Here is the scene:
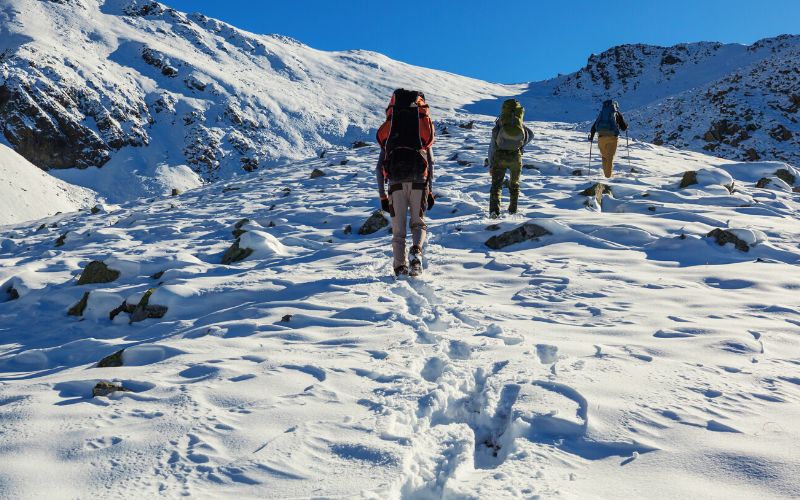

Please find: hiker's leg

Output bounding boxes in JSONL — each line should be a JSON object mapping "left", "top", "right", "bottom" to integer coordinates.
{"left": 490, "top": 163, "right": 506, "bottom": 215}
{"left": 390, "top": 185, "right": 410, "bottom": 269}
{"left": 599, "top": 136, "right": 618, "bottom": 178}
{"left": 508, "top": 155, "right": 522, "bottom": 213}
{"left": 409, "top": 185, "right": 427, "bottom": 250}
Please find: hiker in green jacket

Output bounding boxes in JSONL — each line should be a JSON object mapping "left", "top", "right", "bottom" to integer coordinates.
{"left": 488, "top": 99, "right": 534, "bottom": 218}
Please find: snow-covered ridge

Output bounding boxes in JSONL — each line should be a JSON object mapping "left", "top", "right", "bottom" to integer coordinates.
{"left": 0, "top": 0, "right": 513, "bottom": 201}
{"left": 516, "top": 35, "right": 800, "bottom": 165}
{"left": 1, "top": 119, "right": 799, "bottom": 498}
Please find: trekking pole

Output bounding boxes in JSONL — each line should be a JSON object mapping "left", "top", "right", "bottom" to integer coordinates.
{"left": 626, "top": 130, "right": 631, "bottom": 173}
{"left": 588, "top": 139, "right": 593, "bottom": 177}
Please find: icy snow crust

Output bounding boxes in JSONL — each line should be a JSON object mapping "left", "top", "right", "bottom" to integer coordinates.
{"left": 1, "top": 121, "right": 799, "bottom": 498}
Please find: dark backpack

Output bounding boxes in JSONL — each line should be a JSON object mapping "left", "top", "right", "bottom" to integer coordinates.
{"left": 595, "top": 100, "right": 620, "bottom": 135}
{"left": 376, "top": 89, "right": 435, "bottom": 182}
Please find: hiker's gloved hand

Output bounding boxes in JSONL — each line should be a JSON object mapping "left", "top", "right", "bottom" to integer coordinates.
{"left": 380, "top": 197, "right": 390, "bottom": 213}
{"left": 427, "top": 192, "right": 436, "bottom": 210}
{"left": 588, "top": 133, "right": 594, "bottom": 142}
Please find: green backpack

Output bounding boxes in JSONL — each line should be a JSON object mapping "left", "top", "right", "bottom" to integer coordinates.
{"left": 495, "top": 99, "right": 525, "bottom": 151}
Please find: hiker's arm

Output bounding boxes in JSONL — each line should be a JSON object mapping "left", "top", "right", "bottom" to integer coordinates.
{"left": 376, "top": 149, "right": 386, "bottom": 198}
{"left": 616, "top": 112, "right": 628, "bottom": 132}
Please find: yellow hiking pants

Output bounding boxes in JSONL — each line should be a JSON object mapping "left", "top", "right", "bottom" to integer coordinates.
{"left": 598, "top": 135, "right": 618, "bottom": 178}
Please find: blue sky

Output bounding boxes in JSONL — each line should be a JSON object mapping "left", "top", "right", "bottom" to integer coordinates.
{"left": 166, "top": 0, "right": 800, "bottom": 83}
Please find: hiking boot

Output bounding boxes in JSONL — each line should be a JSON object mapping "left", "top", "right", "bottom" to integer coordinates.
{"left": 508, "top": 202, "right": 518, "bottom": 214}
{"left": 410, "top": 245, "right": 422, "bottom": 258}
{"left": 394, "top": 265, "right": 409, "bottom": 277}
{"left": 489, "top": 211, "right": 500, "bottom": 219}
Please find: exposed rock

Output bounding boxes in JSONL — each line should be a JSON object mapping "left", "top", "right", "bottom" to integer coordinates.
{"left": 221, "top": 239, "right": 254, "bottom": 264}
{"left": 281, "top": 314, "right": 293, "bottom": 322}
{"left": 793, "top": 187, "right": 800, "bottom": 193}
{"left": 343, "top": 224, "right": 352, "bottom": 235}
{"left": 486, "top": 224, "right": 501, "bottom": 231}
{"left": 775, "top": 168, "right": 796, "bottom": 186}
{"left": 458, "top": 121, "right": 475, "bottom": 129}
{"left": 485, "top": 222, "right": 552, "bottom": 250}
{"left": 77, "top": 261, "right": 121, "bottom": 285}
{"left": 744, "top": 148, "right": 760, "bottom": 161}
{"left": 769, "top": 124, "right": 793, "bottom": 142}
{"left": 339, "top": 159, "right": 349, "bottom": 166}
{"left": 68, "top": 291, "right": 91, "bottom": 316}
{"left": 267, "top": 221, "right": 276, "bottom": 228}
{"left": 55, "top": 232, "right": 68, "bottom": 247}
{"left": 756, "top": 177, "right": 772, "bottom": 188}
{"left": 96, "top": 349, "right": 125, "bottom": 368}
{"left": 232, "top": 218, "right": 250, "bottom": 238}
{"left": 358, "top": 211, "right": 389, "bottom": 235}
{"left": 171, "top": 188, "right": 180, "bottom": 196}
{"left": 310, "top": 168, "right": 326, "bottom": 179}
{"left": 660, "top": 53, "right": 682, "bottom": 65}
{"left": 572, "top": 169, "right": 584, "bottom": 176}
{"left": 707, "top": 228, "right": 750, "bottom": 252}
{"left": 90, "top": 205, "right": 101, "bottom": 214}
{"left": 679, "top": 171, "right": 698, "bottom": 189}
{"left": 131, "top": 293, "right": 167, "bottom": 322}
{"left": 92, "top": 381, "right": 131, "bottom": 398}
{"left": 151, "top": 270, "right": 165, "bottom": 280}
{"left": 351, "top": 141, "right": 370, "bottom": 149}
{"left": 579, "top": 183, "right": 612, "bottom": 207}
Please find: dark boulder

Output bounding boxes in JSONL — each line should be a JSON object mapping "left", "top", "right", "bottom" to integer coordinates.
{"left": 775, "top": 168, "right": 796, "bottom": 186}
{"left": 221, "top": 239, "right": 254, "bottom": 264}
{"left": 310, "top": 168, "right": 326, "bottom": 179}
{"left": 679, "top": 171, "right": 698, "bottom": 189}
{"left": 77, "top": 261, "right": 121, "bottom": 286}
{"left": 485, "top": 222, "right": 552, "bottom": 250}
{"left": 707, "top": 228, "right": 750, "bottom": 252}
{"left": 97, "top": 349, "right": 125, "bottom": 368}
{"left": 92, "top": 381, "right": 131, "bottom": 398}
{"left": 68, "top": 292, "right": 91, "bottom": 316}
{"left": 358, "top": 211, "right": 389, "bottom": 235}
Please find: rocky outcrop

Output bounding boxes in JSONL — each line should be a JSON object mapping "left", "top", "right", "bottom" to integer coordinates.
{"left": 707, "top": 228, "right": 750, "bottom": 252}
{"left": 485, "top": 222, "right": 552, "bottom": 250}
{"left": 221, "top": 239, "right": 254, "bottom": 264}
{"left": 76, "top": 261, "right": 121, "bottom": 285}
{"left": 679, "top": 171, "right": 698, "bottom": 189}
{"left": 109, "top": 289, "right": 168, "bottom": 324}
{"left": 775, "top": 168, "right": 796, "bottom": 186}
{"left": 96, "top": 349, "right": 125, "bottom": 368}
{"left": 68, "top": 292, "right": 91, "bottom": 316}
{"left": 92, "top": 381, "right": 131, "bottom": 398}
{"left": 358, "top": 211, "right": 389, "bottom": 235}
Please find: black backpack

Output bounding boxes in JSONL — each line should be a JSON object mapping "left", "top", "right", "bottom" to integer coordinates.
{"left": 381, "top": 89, "right": 434, "bottom": 182}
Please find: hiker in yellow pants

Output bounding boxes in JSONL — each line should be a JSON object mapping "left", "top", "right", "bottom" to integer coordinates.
{"left": 589, "top": 100, "right": 628, "bottom": 178}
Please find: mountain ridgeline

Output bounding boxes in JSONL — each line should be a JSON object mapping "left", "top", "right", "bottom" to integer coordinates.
{"left": 0, "top": 0, "right": 798, "bottom": 202}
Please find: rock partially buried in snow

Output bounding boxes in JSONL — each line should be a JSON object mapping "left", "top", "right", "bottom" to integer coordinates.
{"left": 222, "top": 240, "right": 254, "bottom": 264}
{"left": 358, "top": 211, "right": 389, "bottom": 235}
{"left": 310, "top": 168, "right": 326, "bottom": 179}
{"left": 579, "top": 183, "right": 612, "bottom": 208}
{"left": 680, "top": 168, "right": 735, "bottom": 193}
{"left": 68, "top": 292, "right": 91, "bottom": 316}
{"left": 706, "top": 228, "right": 764, "bottom": 252}
{"left": 775, "top": 168, "right": 796, "bottom": 186}
{"left": 97, "top": 349, "right": 125, "bottom": 368}
{"left": 92, "top": 381, "right": 131, "bottom": 398}
{"left": 485, "top": 222, "right": 552, "bottom": 250}
{"left": 110, "top": 289, "right": 168, "bottom": 324}
{"left": 77, "top": 261, "right": 121, "bottom": 285}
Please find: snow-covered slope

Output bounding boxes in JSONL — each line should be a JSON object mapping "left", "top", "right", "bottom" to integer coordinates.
{"left": 0, "top": 0, "right": 513, "bottom": 201}
{"left": 1, "top": 118, "right": 799, "bottom": 498}
{"left": 505, "top": 36, "right": 800, "bottom": 165}
{"left": 0, "top": 143, "right": 96, "bottom": 226}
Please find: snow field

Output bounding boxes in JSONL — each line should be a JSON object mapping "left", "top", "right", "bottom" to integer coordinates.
{"left": 0, "top": 120, "right": 799, "bottom": 498}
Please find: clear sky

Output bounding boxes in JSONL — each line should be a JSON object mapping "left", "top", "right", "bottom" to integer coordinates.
{"left": 164, "top": 0, "right": 800, "bottom": 84}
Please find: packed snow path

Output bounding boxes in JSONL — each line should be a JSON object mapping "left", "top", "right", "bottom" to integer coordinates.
{"left": 1, "top": 120, "right": 800, "bottom": 498}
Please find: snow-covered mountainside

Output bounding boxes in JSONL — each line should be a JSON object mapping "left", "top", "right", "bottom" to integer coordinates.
{"left": 0, "top": 0, "right": 513, "bottom": 201}
{"left": 0, "top": 143, "right": 96, "bottom": 226}
{"left": 1, "top": 119, "right": 799, "bottom": 498}
{"left": 513, "top": 36, "right": 800, "bottom": 166}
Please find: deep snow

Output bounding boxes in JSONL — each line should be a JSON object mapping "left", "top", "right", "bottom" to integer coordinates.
{"left": 1, "top": 119, "right": 799, "bottom": 498}
{"left": 0, "top": 144, "right": 97, "bottom": 226}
